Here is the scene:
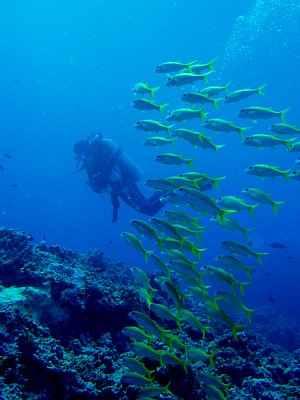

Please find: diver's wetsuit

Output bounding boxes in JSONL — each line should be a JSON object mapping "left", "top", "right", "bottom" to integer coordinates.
{"left": 77, "top": 135, "right": 165, "bottom": 222}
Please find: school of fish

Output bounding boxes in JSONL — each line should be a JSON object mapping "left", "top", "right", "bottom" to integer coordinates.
{"left": 121, "top": 56, "right": 299, "bottom": 399}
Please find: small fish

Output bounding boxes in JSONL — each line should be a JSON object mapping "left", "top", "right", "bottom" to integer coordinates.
{"left": 269, "top": 123, "right": 300, "bottom": 135}
{"left": 171, "top": 128, "right": 203, "bottom": 147}
{"left": 237, "top": 106, "right": 290, "bottom": 123}
{"left": 123, "top": 357, "right": 154, "bottom": 377}
{"left": 242, "top": 187, "right": 284, "bottom": 214}
{"left": 121, "top": 232, "right": 153, "bottom": 263}
{"left": 143, "top": 136, "right": 175, "bottom": 147}
{"left": 145, "top": 177, "right": 177, "bottom": 191}
{"left": 173, "top": 187, "right": 236, "bottom": 223}
{"left": 166, "top": 72, "right": 212, "bottom": 87}
{"left": 122, "top": 326, "right": 152, "bottom": 342}
{"left": 221, "top": 240, "right": 269, "bottom": 265}
{"left": 215, "top": 254, "right": 255, "bottom": 279}
{"left": 150, "top": 253, "right": 172, "bottom": 279}
{"left": 202, "top": 265, "right": 250, "bottom": 296}
{"left": 136, "top": 382, "right": 174, "bottom": 399}
{"left": 269, "top": 242, "right": 287, "bottom": 249}
{"left": 289, "top": 142, "right": 300, "bottom": 152}
{"left": 130, "top": 266, "right": 157, "bottom": 294}
{"left": 132, "top": 98, "right": 169, "bottom": 115}
{"left": 186, "top": 346, "right": 215, "bottom": 367}
{"left": 216, "top": 195, "right": 258, "bottom": 217}
{"left": 130, "top": 219, "right": 163, "bottom": 250}
{"left": 3, "top": 153, "right": 12, "bottom": 159}
{"left": 132, "top": 82, "right": 160, "bottom": 99}
{"left": 149, "top": 217, "right": 183, "bottom": 244}
{"left": 195, "top": 134, "right": 226, "bottom": 152}
{"left": 180, "top": 171, "right": 226, "bottom": 190}
{"left": 155, "top": 60, "right": 197, "bottom": 73}
{"left": 243, "top": 134, "right": 295, "bottom": 150}
{"left": 202, "top": 118, "right": 249, "bottom": 137}
{"left": 188, "top": 57, "right": 218, "bottom": 73}
{"left": 181, "top": 92, "right": 223, "bottom": 110}
{"left": 163, "top": 209, "right": 203, "bottom": 230}
{"left": 129, "top": 342, "right": 162, "bottom": 364}
{"left": 129, "top": 311, "right": 170, "bottom": 341}
{"left": 216, "top": 291, "right": 256, "bottom": 323}
{"left": 289, "top": 170, "right": 300, "bottom": 181}
{"left": 224, "top": 84, "right": 266, "bottom": 103}
{"left": 134, "top": 119, "right": 174, "bottom": 134}
{"left": 246, "top": 164, "right": 293, "bottom": 181}
{"left": 155, "top": 153, "right": 195, "bottom": 170}
{"left": 122, "top": 371, "right": 153, "bottom": 386}
{"left": 150, "top": 303, "right": 181, "bottom": 330}
{"left": 200, "top": 82, "right": 230, "bottom": 96}
{"left": 211, "top": 215, "right": 254, "bottom": 239}
{"left": 160, "top": 351, "right": 188, "bottom": 373}
{"left": 166, "top": 107, "right": 206, "bottom": 122}
{"left": 154, "top": 276, "right": 184, "bottom": 315}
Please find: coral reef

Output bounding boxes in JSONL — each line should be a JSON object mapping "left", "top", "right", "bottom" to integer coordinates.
{"left": 0, "top": 226, "right": 299, "bottom": 399}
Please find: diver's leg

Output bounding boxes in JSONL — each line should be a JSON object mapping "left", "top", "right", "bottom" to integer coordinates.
{"left": 118, "top": 184, "right": 165, "bottom": 216}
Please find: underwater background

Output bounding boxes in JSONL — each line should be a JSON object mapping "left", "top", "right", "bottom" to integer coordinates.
{"left": 0, "top": 1, "right": 300, "bottom": 398}
{"left": 1, "top": 0, "right": 299, "bottom": 319}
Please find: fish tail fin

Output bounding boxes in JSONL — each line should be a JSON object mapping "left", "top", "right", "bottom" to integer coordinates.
{"left": 249, "top": 204, "right": 259, "bottom": 218}
{"left": 208, "top": 56, "right": 218, "bottom": 71}
{"left": 198, "top": 106, "right": 207, "bottom": 120}
{"left": 150, "top": 86, "right": 160, "bottom": 100}
{"left": 144, "top": 250, "right": 154, "bottom": 264}
{"left": 188, "top": 158, "right": 196, "bottom": 170}
{"left": 245, "top": 266, "right": 255, "bottom": 280}
{"left": 224, "top": 81, "right": 231, "bottom": 92}
{"left": 280, "top": 107, "right": 290, "bottom": 122}
{"left": 214, "top": 97, "right": 224, "bottom": 110}
{"left": 256, "top": 252, "right": 269, "bottom": 266}
{"left": 284, "top": 168, "right": 293, "bottom": 181}
{"left": 239, "top": 282, "right": 251, "bottom": 296}
{"left": 272, "top": 200, "right": 284, "bottom": 215}
{"left": 159, "top": 103, "right": 169, "bottom": 115}
{"left": 157, "top": 237, "right": 164, "bottom": 252}
{"left": 213, "top": 99, "right": 219, "bottom": 110}
{"left": 258, "top": 84, "right": 266, "bottom": 96}
{"left": 187, "top": 60, "right": 198, "bottom": 72}
{"left": 239, "top": 126, "right": 251, "bottom": 138}
{"left": 243, "top": 227, "right": 255, "bottom": 240}
{"left": 231, "top": 323, "right": 245, "bottom": 340}
{"left": 166, "top": 124, "right": 175, "bottom": 135}
{"left": 215, "top": 144, "right": 226, "bottom": 152}
{"left": 220, "top": 209, "right": 236, "bottom": 224}
{"left": 213, "top": 176, "right": 226, "bottom": 189}
{"left": 208, "top": 352, "right": 217, "bottom": 369}
{"left": 245, "top": 308, "right": 256, "bottom": 324}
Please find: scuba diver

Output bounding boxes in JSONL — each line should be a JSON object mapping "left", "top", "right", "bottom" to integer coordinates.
{"left": 74, "top": 133, "right": 166, "bottom": 222}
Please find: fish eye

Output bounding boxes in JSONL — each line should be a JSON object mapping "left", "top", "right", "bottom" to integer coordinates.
{"left": 167, "top": 77, "right": 171, "bottom": 81}
{"left": 244, "top": 188, "right": 248, "bottom": 191}
{"left": 248, "top": 166, "right": 253, "bottom": 169}
{"left": 225, "top": 96, "right": 228, "bottom": 99}
{"left": 240, "top": 109, "right": 245, "bottom": 113}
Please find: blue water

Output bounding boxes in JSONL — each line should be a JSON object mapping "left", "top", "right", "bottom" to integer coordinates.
{"left": 1, "top": 1, "right": 299, "bottom": 320}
